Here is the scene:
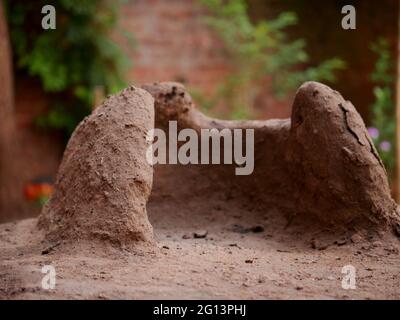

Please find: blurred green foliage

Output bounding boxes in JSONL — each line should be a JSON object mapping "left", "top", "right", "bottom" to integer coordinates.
{"left": 195, "top": 0, "right": 345, "bottom": 119}
{"left": 369, "top": 38, "right": 395, "bottom": 179}
{"left": 5, "top": 0, "right": 132, "bottom": 138}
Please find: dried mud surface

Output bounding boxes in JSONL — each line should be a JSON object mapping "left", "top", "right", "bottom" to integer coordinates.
{"left": 0, "top": 214, "right": 399, "bottom": 299}
{"left": 1, "top": 82, "right": 400, "bottom": 299}
{"left": 38, "top": 86, "right": 155, "bottom": 248}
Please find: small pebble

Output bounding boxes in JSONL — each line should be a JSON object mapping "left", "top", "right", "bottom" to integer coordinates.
{"left": 194, "top": 230, "right": 208, "bottom": 239}
{"left": 251, "top": 225, "right": 264, "bottom": 233}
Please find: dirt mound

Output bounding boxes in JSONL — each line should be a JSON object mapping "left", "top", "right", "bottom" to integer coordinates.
{"left": 38, "top": 86, "right": 155, "bottom": 248}
{"left": 287, "top": 82, "right": 399, "bottom": 230}
{"left": 143, "top": 81, "right": 400, "bottom": 236}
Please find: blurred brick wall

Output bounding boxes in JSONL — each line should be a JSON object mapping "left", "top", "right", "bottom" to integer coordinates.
{"left": 3, "top": 78, "right": 64, "bottom": 222}
{"left": 121, "top": 0, "right": 398, "bottom": 122}
{"left": 121, "top": 0, "right": 230, "bottom": 97}
{"left": 119, "top": 0, "right": 293, "bottom": 119}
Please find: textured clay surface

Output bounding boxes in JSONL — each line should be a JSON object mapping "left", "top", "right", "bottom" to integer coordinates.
{"left": 38, "top": 86, "right": 155, "bottom": 248}
{"left": 287, "top": 82, "right": 399, "bottom": 230}
{"left": 144, "top": 81, "right": 400, "bottom": 235}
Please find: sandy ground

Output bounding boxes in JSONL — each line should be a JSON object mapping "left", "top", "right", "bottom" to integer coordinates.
{"left": 1, "top": 195, "right": 399, "bottom": 300}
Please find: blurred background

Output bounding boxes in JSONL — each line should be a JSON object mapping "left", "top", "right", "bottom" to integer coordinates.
{"left": 0, "top": 0, "right": 398, "bottom": 222}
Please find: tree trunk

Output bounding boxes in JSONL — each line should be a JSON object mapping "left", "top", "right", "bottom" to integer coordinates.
{"left": 0, "top": 2, "right": 16, "bottom": 220}
{"left": 396, "top": 5, "right": 400, "bottom": 203}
